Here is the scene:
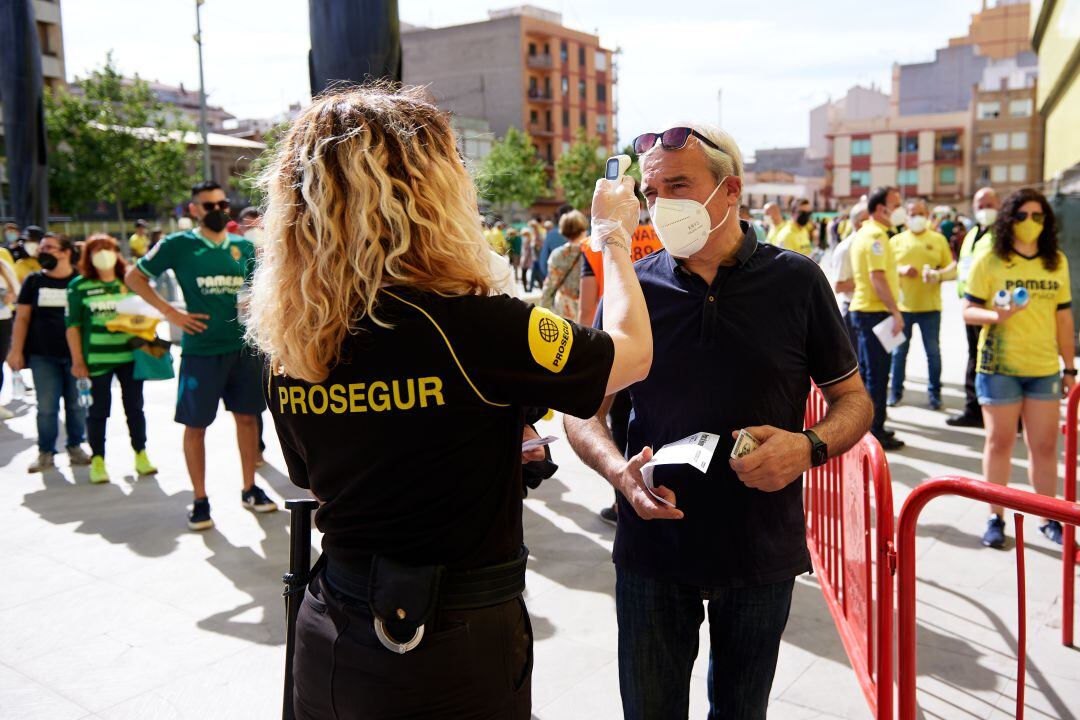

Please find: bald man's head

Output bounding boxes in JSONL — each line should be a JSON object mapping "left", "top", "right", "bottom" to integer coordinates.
{"left": 973, "top": 187, "right": 1000, "bottom": 211}
{"left": 763, "top": 202, "right": 783, "bottom": 225}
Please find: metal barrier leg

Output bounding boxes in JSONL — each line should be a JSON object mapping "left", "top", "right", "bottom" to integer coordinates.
{"left": 282, "top": 498, "right": 319, "bottom": 720}
{"left": 1014, "top": 514, "right": 1026, "bottom": 720}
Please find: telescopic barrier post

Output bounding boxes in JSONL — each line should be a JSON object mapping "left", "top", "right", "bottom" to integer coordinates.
{"left": 282, "top": 498, "right": 319, "bottom": 720}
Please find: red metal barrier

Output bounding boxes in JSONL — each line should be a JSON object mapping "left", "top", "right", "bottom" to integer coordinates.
{"left": 1061, "top": 383, "right": 1080, "bottom": 646}
{"left": 895, "top": 476, "right": 1080, "bottom": 720}
{"left": 804, "top": 387, "right": 894, "bottom": 720}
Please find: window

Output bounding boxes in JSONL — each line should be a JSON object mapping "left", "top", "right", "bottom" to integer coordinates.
{"left": 579, "top": 46, "right": 586, "bottom": 67}
{"left": 851, "top": 139, "right": 871, "bottom": 156}
{"left": 976, "top": 101, "right": 1001, "bottom": 119}
{"left": 1010, "top": 164, "right": 1027, "bottom": 182}
{"left": 938, "top": 167, "right": 957, "bottom": 184}
{"left": 597, "top": 116, "right": 607, "bottom": 134}
{"left": 978, "top": 166, "right": 991, "bottom": 182}
{"left": 978, "top": 133, "right": 992, "bottom": 152}
{"left": 578, "top": 80, "right": 586, "bottom": 99}
{"left": 546, "top": 144, "right": 553, "bottom": 164}
{"left": 594, "top": 50, "right": 607, "bottom": 71}
{"left": 1010, "top": 131, "right": 1028, "bottom": 150}
{"left": 939, "top": 133, "right": 960, "bottom": 151}
{"left": 1009, "top": 99, "right": 1033, "bottom": 117}
{"left": 991, "top": 165, "right": 1008, "bottom": 182}
{"left": 562, "top": 109, "right": 569, "bottom": 127}
{"left": 850, "top": 170, "right": 871, "bottom": 188}
{"left": 579, "top": 110, "right": 587, "bottom": 128}
{"left": 596, "top": 82, "right": 607, "bottom": 103}
{"left": 897, "top": 168, "right": 918, "bottom": 185}
{"left": 529, "top": 77, "right": 538, "bottom": 93}
{"left": 562, "top": 140, "right": 570, "bottom": 153}
{"left": 544, "top": 77, "right": 552, "bottom": 97}
{"left": 898, "top": 135, "right": 918, "bottom": 153}
{"left": 993, "top": 132, "right": 1009, "bottom": 150}
{"left": 543, "top": 43, "right": 550, "bottom": 56}
{"left": 561, "top": 76, "right": 569, "bottom": 96}
{"left": 560, "top": 41, "right": 568, "bottom": 64}
{"left": 528, "top": 42, "right": 537, "bottom": 56}
{"left": 529, "top": 109, "right": 538, "bottom": 124}
{"left": 545, "top": 109, "right": 552, "bottom": 130}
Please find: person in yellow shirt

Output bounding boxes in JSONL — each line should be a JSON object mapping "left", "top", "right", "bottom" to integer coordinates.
{"left": 13, "top": 226, "right": 44, "bottom": 281}
{"left": 887, "top": 198, "right": 957, "bottom": 410}
{"left": 962, "top": 188, "right": 1074, "bottom": 549}
{"left": 128, "top": 219, "right": 150, "bottom": 258}
{"left": 770, "top": 198, "right": 814, "bottom": 256}
{"left": 848, "top": 186, "right": 905, "bottom": 449}
{"left": 0, "top": 244, "right": 19, "bottom": 420}
{"left": 763, "top": 202, "right": 783, "bottom": 244}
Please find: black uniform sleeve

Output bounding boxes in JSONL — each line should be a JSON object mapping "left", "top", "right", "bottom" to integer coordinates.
{"left": 16, "top": 273, "right": 39, "bottom": 306}
{"left": 805, "top": 267, "right": 859, "bottom": 388}
{"left": 451, "top": 294, "right": 614, "bottom": 418}
{"left": 263, "top": 369, "right": 310, "bottom": 489}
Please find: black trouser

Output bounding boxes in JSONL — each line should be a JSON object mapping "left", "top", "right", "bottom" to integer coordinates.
{"left": 87, "top": 362, "right": 146, "bottom": 458}
{"left": 293, "top": 569, "right": 533, "bottom": 720}
{"left": 0, "top": 317, "right": 11, "bottom": 394}
{"left": 963, "top": 322, "right": 981, "bottom": 417}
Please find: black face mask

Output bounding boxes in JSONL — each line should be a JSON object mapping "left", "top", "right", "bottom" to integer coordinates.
{"left": 202, "top": 210, "right": 230, "bottom": 233}
{"left": 38, "top": 252, "right": 58, "bottom": 271}
{"left": 796, "top": 211, "right": 812, "bottom": 226}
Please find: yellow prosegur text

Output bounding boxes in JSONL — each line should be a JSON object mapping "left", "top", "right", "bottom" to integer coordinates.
{"left": 277, "top": 377, "right": 446, "bottom": 415}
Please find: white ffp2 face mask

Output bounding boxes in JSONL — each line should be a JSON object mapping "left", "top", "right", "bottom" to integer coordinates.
{"left": 890, "top": 207, "right": 908, "bottom": 228}
{"left": 908, "top": 215, "right": 928, "bottom": 234}
{"left": 651, "top": 179, "right": 731, "bottom": 259}
{"left": 975, "top": 208, "right": 998, "bottom": 227}
{"left": 91, "top": 250, "right": 118, "bottom": 271}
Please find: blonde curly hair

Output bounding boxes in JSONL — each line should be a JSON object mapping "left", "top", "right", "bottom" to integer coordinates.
{"left": 246, "top": 84, "right": 495, "bottom": 382}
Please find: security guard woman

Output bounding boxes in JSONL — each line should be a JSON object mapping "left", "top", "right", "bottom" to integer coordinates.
{"left": 246, "top": 85, "right": 653, "bottom": 719}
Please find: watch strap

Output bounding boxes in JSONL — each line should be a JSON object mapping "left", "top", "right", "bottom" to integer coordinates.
{"left": 801, "top": 429, "right": 828, "bottom": 467}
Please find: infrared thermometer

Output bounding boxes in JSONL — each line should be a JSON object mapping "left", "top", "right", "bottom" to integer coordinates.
{"left": 605, "top": 154, "right": 631, "bottom": 181}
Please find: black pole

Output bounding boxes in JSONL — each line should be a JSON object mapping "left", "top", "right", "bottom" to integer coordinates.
{"left": 308, "top": 0, "right": 401, "bottom": 96}
{"left": 282, "top": 498, "right": 319, "bottom": 720}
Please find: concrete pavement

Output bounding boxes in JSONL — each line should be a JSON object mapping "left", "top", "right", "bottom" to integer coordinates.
{"left": 0, "top": 288, "right": 1077, "bottom": 719}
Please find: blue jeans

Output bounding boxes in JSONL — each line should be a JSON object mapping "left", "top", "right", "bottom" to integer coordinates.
{"left": 850, "top": 310, "right": 891, "bottom": 436}
{"left": 616, "top": 567, "right": 794, "bottom": 720}
{"left": 890, "top": 311, "right": 942, "bottom": 401}
{"left": 28, "top": 354, "right": 86, "bottom": 453}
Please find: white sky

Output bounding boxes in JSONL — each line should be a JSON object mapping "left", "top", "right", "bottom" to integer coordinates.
{"left": 60, "top": 0, "right": 986, "bottom": 156}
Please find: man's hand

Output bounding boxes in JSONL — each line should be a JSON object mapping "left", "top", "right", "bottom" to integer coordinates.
{"left": 891, "top": 311, "right": 905, "bottom": 336}
{"left": 729, "top": 426, "right": 811, "bottom": 492}
{"left": 522, "top": 425, "right": 546, "bottom": 463}
{"left": 166, "top": 307, "right": 210, "bottom": 334}
{"left": 71, "top": 361, "right": 90, "bottom": 379}
{"left": 6, "top": 349, "right": 24, "bottom": 372}
{"left": 612, "top": 446, "right": 684, "bottom": 521}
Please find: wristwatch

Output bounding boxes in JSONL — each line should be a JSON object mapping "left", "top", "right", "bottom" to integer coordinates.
{"left": 801, "top": 429, "right": 828, "bottom": 468}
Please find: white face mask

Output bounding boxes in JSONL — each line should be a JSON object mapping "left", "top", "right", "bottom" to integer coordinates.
{"left": 975, "top": 208, "right": 998, "bottom": 227}
{"left": 244, "top": 227, "right": 265, "bottom": 246}
{"left": 91, "top": 250, "right": 118, "bottom": 271}
{"left": 908, "top": 215, "right": 928, "bottom": 234}
{"left": 24, "top": 242, "right": 39, "bottom": 257}
{"left": 651, "top": 179, "right": 731, "bottom": 259}
{"left": 890, "top": 206, "right": 908, "bottom": 228}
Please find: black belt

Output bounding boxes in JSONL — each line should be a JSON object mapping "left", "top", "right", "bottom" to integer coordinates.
{"left": 325, "top": 545, "right": 528, "bottom": 612}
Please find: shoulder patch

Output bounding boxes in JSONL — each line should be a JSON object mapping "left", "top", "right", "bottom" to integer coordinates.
{"left": 871, "top": 242, "right": 884, "bottom": 256}
{"left": 528, "top": 306, "right": 574, "bottom": 374}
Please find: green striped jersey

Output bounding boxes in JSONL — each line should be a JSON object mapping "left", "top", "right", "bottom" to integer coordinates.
{"left": 65, "top": 276, "right": 135, "bottom": 376}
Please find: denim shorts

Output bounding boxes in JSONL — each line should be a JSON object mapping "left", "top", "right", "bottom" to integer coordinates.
{"left": 175, "top": 348, "right": 266, "bottom": 427}
{"left": 976, "top": 372, "right": 1061, "bottom": 405}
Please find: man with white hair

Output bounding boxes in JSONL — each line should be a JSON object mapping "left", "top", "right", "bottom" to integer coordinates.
{"left": 564, "top": 123, "right": 872, "bottom": 719}
{"left": 831, "top": 202, "right": 869, "bottom": 347}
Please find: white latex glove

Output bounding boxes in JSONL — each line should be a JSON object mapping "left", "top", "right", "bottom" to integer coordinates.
{"left": 590, "top": 176, "right": 638, "bottom": 251}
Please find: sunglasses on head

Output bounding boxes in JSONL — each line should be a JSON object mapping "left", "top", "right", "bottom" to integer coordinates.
{"left": 200, "top": 200, "right": 230, "bottom": 212}
{"left": 1016, "top": 211, "right": 1044, "bottom": 223}
{"left": 632, "top": 127, "right": 722, "bottom": 155}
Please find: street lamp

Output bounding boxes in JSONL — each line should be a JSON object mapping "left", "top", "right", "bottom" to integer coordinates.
{"left": 194, "top": 0, "right": 211, "bottom": 180}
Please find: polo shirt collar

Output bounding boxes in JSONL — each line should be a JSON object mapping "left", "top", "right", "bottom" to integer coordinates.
{"left": 193, "top": 227, "right": 232, "bottom": 250}
{"left": 666, "top": 220, "right": 758, "bottom": 276}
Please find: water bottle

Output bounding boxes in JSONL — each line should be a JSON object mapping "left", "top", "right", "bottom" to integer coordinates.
{"left": 993, "top": 290, "right": 1011, "bottom": 310}
{"left": 1012, "top": 286, "right": 1030, "bottom": 308}
{"left": 77, "top": 377, "right": 93, "bottom": 409}
{"left": 12, "top": 372, "right": 25, "bottom": 400}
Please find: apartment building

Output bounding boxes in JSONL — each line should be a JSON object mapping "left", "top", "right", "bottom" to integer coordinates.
{"left": 1031, "top": 0, "right": 1080, "bottom": 191}
{"left": 949, "top": 0, "right": 1033, "bottom": 60}
{"left": 402, "top": 5, "right": 615, "bottom": 211}
{"left": 970, "top": 54, "right": 1042, "bottom": 194}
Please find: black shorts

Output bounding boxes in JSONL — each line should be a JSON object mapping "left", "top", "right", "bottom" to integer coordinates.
{"left": 293, "top": 569, "right": 533, "bottom": 720}
{"left": 175, "top": 348, "right": 265, "bottom": 428}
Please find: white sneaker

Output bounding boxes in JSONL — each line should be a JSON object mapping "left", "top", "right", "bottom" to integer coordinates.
{"left": 0, "top": 406, "right": 13, "bottom": 421}
{"left": 29, "top": 452, "right": 55, "bottom": 473}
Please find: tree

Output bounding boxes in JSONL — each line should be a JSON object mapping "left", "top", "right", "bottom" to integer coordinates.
{"left": 475, "top": 127, "right": 547, "bottom": 218}
{"left": 620, "top": 144, "right": 642, "bottom": 185}
{"left": 45, "top": 53, "right": 194, "bottom": 231}
{"left": 233, "top": 120, "right": 289, "bottom": 207}
{"left": 554, "top": 128, "right": 606, "bottom": 212}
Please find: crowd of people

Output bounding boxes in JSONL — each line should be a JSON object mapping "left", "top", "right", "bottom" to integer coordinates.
{"left": 1, "top": 84, "right": 1075, "bottom": 719}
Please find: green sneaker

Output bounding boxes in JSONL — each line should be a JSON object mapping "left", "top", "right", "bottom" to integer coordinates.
{"left": 134, "top": 449, "right": 157, "bottom": 476}
{"left": 89, "top": 456, "right": 110, "bottom": 484}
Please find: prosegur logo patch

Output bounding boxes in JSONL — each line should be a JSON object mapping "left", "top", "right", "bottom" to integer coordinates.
{"left": 528, "top": 307, "right": 573, "bottom": 373}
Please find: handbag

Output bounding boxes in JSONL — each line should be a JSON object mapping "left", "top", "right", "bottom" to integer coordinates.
{"left": 540, "top": 246, "right": 583, "bottom": 309}
{"left": 132, "top": 345, "right": 175, "bottom": 381}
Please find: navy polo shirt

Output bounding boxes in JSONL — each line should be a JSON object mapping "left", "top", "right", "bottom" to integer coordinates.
{"left": 597, "top": 222, "right": 858, "bottom": 588}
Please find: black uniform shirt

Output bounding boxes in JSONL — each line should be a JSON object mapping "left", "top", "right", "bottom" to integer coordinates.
{"left": 267, "top": 289, "right": 614, "bottom": 572}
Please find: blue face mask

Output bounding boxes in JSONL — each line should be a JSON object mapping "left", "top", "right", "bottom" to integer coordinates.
{"left": 4, "top": 231, "right": 16, "bottom": 243}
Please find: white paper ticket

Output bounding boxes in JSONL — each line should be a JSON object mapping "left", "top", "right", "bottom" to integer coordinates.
{"left": 640, "top": 432, "right": 720, "bottom": 506}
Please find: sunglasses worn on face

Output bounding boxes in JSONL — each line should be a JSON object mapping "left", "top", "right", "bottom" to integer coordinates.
{"left": 201, "top": 200, "right": 230, "bottom": 212}
{"left": 1016, "top": 211, "right": 1044, "bottom": 223}
{"left": 632, "top": 127, "right": 722, "bottom": 155}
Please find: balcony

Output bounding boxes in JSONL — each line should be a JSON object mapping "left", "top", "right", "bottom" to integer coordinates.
{"left": 935, "top": 148, "right": 962, "bottom": 162}
{"left": 527, "top": 54, "right": 554, "bottom": 70}
{"left": 527, "top": 89, "right": 554, "bottom": 104}
{"left": 528, "top": 123, "right": 555, "bottom": 137}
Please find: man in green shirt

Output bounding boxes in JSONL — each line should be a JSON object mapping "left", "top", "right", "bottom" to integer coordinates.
{"left": 126, "top": 180, "right": 277, "bottom": 530}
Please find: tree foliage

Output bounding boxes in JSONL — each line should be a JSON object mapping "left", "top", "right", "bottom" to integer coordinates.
{"left": 233, "top": 120, "right": 289, "bottom": 207}
{"left": 44, "top": 53, "right": 194, "bottom": 223}
{"left": 475, "top": 127, "right": 547, "bottom": 214}
{"left": 554, "top": 128, "right": 605, "bottom": 211}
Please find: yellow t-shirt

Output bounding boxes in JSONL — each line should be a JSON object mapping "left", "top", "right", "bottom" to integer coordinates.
{"left": 14, "top": 257, "right": 41, "bottom": 282}
{"left": 129, "top": 233, "right": 149, "bottom": 258}
{"left": 771, "top": 221, "right": 813, "bottom": 256}
{"left": 849, "top": 220, "right": 899, "bottom": 313}
{"left": 966, "top": 250, "right": 1071, "bottom": 377}
{"left": 891, "top": 229, "right": 954, "bottom": 313}
{"left": 0, "top": 248, "right": 15, "bottom": 319}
